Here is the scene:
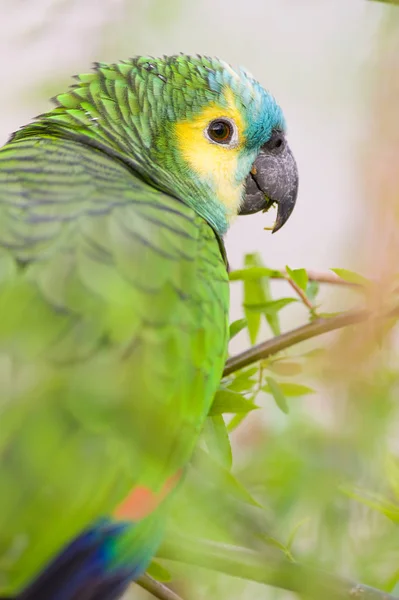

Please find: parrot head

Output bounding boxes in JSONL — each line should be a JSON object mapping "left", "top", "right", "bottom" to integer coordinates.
{"left": 157, "top": 55, "right": 299, "bottom": 235}
{"left": 41, "top": 54, "right": 298, "bottom": 235}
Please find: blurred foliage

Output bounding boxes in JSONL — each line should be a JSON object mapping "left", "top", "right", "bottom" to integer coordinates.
{"left": 157, "top": 250, "right": 399, "bottom": 600}
{"left": 369, "top": 0, "right": 399, "bottom": 5}
{"left": 154, "top": 12, "right": 399, "bottom": 595}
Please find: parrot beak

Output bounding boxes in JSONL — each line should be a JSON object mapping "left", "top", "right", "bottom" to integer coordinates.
{"left": 239, "top": 134, "right": 298, "bottom": 232}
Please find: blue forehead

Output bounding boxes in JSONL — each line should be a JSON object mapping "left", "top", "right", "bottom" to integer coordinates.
{"left": 207, "top": 66, "right": 286, "bottom": 149}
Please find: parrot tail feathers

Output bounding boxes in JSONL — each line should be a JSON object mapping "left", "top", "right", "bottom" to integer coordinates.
{"left": 13, "top": 519, "right": 159, "bottom": 600}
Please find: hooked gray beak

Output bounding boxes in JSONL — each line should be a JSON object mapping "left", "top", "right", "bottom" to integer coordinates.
{"left": 239, "top": 130, "right": 298, "bottom": 232}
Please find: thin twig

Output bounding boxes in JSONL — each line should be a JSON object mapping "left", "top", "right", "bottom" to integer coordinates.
{"left": 137, "top": 574, "right": 184, "bottom": 600}
{"left": 302, "top": 270, "right": 360, "bottom": 287}
{"left": 158, "top": 536, "right": 399, "bottom": 600}
{"left": 224, "top": 304, "right": 399, "bottom": 376}
{"left": 271, "top": 269, "right": 399, "bottom": 293}
{"left": 284, "top": 274, "right": 316, "bottom": 312}
{"left": 230, "top": 268, "right": 362, "bottom": 287}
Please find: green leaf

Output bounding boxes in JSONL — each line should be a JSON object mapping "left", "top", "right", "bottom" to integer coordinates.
{"left": 243, "top": 254, "right": 281, "bottom": 339}
{"left": 203, "top": 415, "right": 232, "bottom": 470}
{"left": 387, "top": 456, "right": 399, "bottom": 501}
{"left": 234, "top": 366, "right": 259, "bottom": 379}
{"left": 286, "top": 517, "right": 310, "bottom": 552}
{"left": 341, "top": 486, "right": 399, "bottom": 523}
{"left": 210, "top": 389, "right": 259, "bottom": 416}
{"left": 227, "top": 374, "right": 257, "bottom": 394}
{"left": 263, "top": 382, "right": 315, "bottom": 397}
{"left": 266, "top": 361, "right": 303, "bottom": 376}
{"left": 306, "top": 280, "right": 319, "bottom": 302}
{"left": 261, "top": 534, "right": 290, "bottom": 554}
{"left": 262, "top": 297, "right": 297, "bottom": 313}
{"left": 243, "top": 298, "right": 297, "bottom": 315}
{"left": 146, "top": 561, "right": 172, "bottom": 582}
{"left": 224, "top": 367, "right": 258, "bottom": 393}
{"left": 227, "top": 411, "right": 249, "bottom": 433}
{"left": 286, "top": 266, "right": 308, "bottom": 291}
{"left": 243, "top": 267, "right": 262, "bottom": 345}
{"left": 331, "top": 268, "right": 370, "bottom": 286}
{"left": 280, "top": 383, "right": 315, "bottom": 396}
{"left": 229, "top": 318, "right": 248, "bottom": 340}
{"left": 229, "top": 266, "right": 276, "bottom": 281}
{"left": 194, "top": 447, "right": 262, "bottom": 507}
{"left": 301, "top": 347, "right": 325, "bottom": 358}
{"left": 265, "top": 376, "right": 289, "bottom": 414}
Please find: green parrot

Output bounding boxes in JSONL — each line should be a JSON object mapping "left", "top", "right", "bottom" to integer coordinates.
{"left": 0, "top": 54, "right": 298, "bottom": 600}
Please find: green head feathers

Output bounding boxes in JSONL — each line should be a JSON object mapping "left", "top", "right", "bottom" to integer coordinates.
{"left": 15, "top": 55, "right": 290, "bottom": 234}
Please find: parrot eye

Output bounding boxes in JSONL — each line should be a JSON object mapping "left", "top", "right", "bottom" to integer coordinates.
{"left": 206, "top": 119, "right": 236, "bottom": 146}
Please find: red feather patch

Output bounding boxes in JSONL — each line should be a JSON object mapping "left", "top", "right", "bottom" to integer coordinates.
{"left": 115, "top": 471, "right": 182, "bottom": 521}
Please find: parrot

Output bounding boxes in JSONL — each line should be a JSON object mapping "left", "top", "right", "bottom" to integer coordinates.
{"left": 0, "top": 54, "right": 298, "bottom": 600}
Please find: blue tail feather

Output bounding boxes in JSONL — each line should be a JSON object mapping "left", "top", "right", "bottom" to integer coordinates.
{"left": 10, "top": 519, "right": 157, "bottom": 600}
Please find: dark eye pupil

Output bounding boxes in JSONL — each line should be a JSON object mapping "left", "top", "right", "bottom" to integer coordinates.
{"left": 208, "top": 120, "right": 232, "bottom": 144}
{"left": 212, "top": 123, "right": 227, "bottom": 138}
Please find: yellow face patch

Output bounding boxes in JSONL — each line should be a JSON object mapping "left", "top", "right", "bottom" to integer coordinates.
{"left": 174, "top": 88, "right": 246, "bottom": 217}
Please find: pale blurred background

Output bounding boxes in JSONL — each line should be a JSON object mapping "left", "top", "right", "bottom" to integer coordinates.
{"left": 0, "top": 0, "right": 390, "bottom": 329}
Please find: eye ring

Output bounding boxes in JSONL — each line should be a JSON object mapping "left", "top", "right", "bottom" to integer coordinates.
{"left": 205, "top": 118, "right": 237, "bottom": 146}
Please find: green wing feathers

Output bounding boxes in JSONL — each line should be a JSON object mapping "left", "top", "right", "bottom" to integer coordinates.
{"left": 0, "top": 132, "right": 229, "bottom": 592}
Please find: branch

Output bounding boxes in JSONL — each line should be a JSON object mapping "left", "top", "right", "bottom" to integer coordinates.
{"left": 224, "top": 308, "right": 369, "bottom": 376}
{"left": 367, "top": 0, "right": 399, "bottom": 5}
{"left": 284, "top": 274, "right": 316, "bottom": 312}
{"left": 137, "top": 574, "right": 184, "bottom": 600}
{"left": 224, "top": 304, "right": 399, "bottom": 376}
{"left": 158, "top": 536, "right": 399, "bottom": 600}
